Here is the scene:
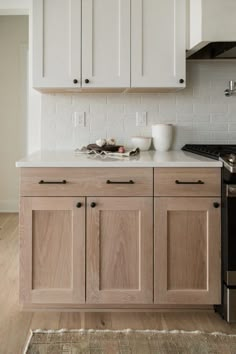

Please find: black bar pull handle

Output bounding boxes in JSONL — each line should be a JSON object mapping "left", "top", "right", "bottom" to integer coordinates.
{"left": 39, "top": 180, "right": 67, "bottom": 184}
{"left": 175, "top": 180, "right": 204, "bottom": 185}
{"left": 106, "top": 180, "right": 135, "bottom": 185}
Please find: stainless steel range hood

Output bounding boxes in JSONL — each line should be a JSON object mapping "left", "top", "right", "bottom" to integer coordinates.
{"left": 186, "top": 0, "right": 236, "bottom": 60}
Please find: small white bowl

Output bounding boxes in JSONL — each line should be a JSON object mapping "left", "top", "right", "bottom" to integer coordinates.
{"left": 131, "top": 136, "right": 152, "bottom": 151}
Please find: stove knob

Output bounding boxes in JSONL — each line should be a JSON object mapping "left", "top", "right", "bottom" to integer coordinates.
{"left": 213, "top": 202, "right": 220, "bottom": 209}
{"left": 228, "top": 154, "right": 236, "bottom": 164}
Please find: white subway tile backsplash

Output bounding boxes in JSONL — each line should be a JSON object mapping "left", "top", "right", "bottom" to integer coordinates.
{"left": 193, "top": 86, "right": 210, "bottom": 98}
{"left": 41, "top": 62, "right": 236, "bottom": 150}
{"left": 107, "top": 93, "right": 141, "bottom": 104}
{"left": 106, "top": 113, "right": 124, "bottom": 136}
{"left": 193, "top": 123, "right": 228, "bottom": 132}
{"left": 155, "top": 113, "right": 176, "bottom": 124}
{"left": 176, "top": 103, "right": 193, "bottom": 114}
{"left": 228, "top": 132, "right": 236, "bottom": 140}
{"left": 90, "top": 104, "right": 124, "bottom": 114}
{"left": 159, "top": 103, "right": 176, "bottom": 115}
{"left": 41, "top": 94, "right": 56, "bottom": 115}
{"left": 229, "top": 123, "right": 236, "bottom": 131}
{"left": 124, "top": 103, "right": 158, "bottom": 114}
{"left": 89, "top": 113, "right": 106, "bottom": 131}
{"left": 72, "top": 94, "right": 107, "bottom": 104}
{"left": 176, "top": 114, "right": 194, "bottom": 122}
{"left": 211, "top": 131, "right": 229, "bottom": 140}
{"left": 124, "top": 113, "right": 141, "bottom": 136}
{"left": 193, "top": 103, "right": 212, "bottom": 115}
{"left": 210, "top": 103, "right": 228, "bottom": 114}
{"left": 140, "top": 94, "right": 159, "bottom": 104}
{"left": 228, "top": 104, "right": 236, "bottom": 114}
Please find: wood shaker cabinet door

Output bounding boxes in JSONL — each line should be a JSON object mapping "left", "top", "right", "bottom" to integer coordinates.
{"left": 154, "top": 197, "right": 221, "bottom": 305}
{"left": 20, "top": 197, "right": 85, "bottom": 305}
{"left": 87, "top": 197, "right": 153, "bottom": 304}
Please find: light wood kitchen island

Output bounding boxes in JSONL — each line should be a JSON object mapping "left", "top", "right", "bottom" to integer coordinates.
{"left": 16, "top": 150, "right": 222, "bottom": 310}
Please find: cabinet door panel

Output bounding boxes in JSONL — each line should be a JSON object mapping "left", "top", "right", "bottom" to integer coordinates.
{"left": 131, "top": 0, "right": 186, "bottom": 88}
{"left": 33, "top": 0, "right": 81, "bottom": 88}
{"left": 82, "top": 0, "right": 130, "bottom": 88}
{"left": 20, "top": 197, "right": 85, "bottom": 305}
{"left": 154, "top": 197, "right": 221, "bottom": 304}
{"left": 87, "top": 197, "right": 153, "bottom": 304}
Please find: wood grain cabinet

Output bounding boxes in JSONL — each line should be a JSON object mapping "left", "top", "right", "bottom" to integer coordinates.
{"left": 154, "top": 169, "right": 221, "bottom": 305}
{"left": 19, "top": 168, "right": 153, "bottom": 307}
{"left": 19, "top": 167, "right": 221, "bottom": 308}
{"left": 86, "top": 197, "right": 153, "bottom": 304}
{"left": 20, "top": 197, "right": 85, "bottom": 305}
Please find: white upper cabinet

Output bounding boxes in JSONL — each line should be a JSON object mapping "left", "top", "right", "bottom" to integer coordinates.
{"left": 33, "top": 0, "right": 186, "bottom": 90}
{"left": 33, "top": 0, "right": 130, "bottom": 89}
{"left": 82, "top": 0, "right": 130, "bottom": 88}
{"left": 33, "top": 0, "right": 81, "bottom": 88}
{"left": 131, "top": 0, "right": 186, "bottom": 89}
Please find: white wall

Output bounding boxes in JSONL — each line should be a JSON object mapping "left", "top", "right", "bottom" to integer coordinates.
{"left": 0, "top": 16, "right": 28, "bottom": 211}
{"left": 0, "top": 0, "right": 30, "bottom": 14}
{"left": 27, "top": 4, "right": 41, "bottom": 154}
{"left": 41, "top": 61, "right": 236, "bottom": 151}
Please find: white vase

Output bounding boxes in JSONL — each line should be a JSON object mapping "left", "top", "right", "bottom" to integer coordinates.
{"left": 152, "top": 124, "right": 173, "bottom": 152}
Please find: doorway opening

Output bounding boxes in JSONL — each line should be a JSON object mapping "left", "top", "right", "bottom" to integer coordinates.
{"left": 0, "top": 15, "right": 28, "bottom": 211}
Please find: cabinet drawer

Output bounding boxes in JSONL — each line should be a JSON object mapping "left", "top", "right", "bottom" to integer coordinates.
{"left": 154, "top": 168, "right": 221, "bottom": 197}
{"left": 20, "top": 168, "right": 153, "bottom": 197}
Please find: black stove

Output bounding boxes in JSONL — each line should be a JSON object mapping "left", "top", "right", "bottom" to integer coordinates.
{"left": 182, "top": 144, "right": 236, "bottom": 322}
{"left": 182, "top": 144, "right": 236, "bottom": 173}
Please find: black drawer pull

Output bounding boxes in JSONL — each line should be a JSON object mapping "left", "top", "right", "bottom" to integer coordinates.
{"left": 106, "top": 180, "right": 134, "bottom": 185}
{"left": 39, "top": 180, "right": 67, "bottom": 184}
{"left": 175, "top": 180, "right": 204, "bottom": 185}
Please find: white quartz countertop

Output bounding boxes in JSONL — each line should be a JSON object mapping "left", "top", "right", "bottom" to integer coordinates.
{"left": 16, "top": 150, "right": 223, "bottom": 168}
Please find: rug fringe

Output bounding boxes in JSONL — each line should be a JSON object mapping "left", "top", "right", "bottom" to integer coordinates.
{"left": 31, "top": 328, "right": 236, "bottom": 337}
{"left": 23, "top": 330, "right": 33, "bottom": 354}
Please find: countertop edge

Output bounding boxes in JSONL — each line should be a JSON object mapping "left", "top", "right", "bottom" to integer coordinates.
{"left": 15, "top": 150, "right": 224, "bottom": 168}
{"left": 16, "top": 162, "right": 223, "bottom": 168}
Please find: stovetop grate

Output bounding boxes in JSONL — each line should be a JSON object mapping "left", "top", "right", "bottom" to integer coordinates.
{"left": 182, "top": 144, "right": 236, "bottom": 160}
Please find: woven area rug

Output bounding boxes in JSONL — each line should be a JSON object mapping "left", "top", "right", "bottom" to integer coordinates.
{"left": 24, "top": 329, "right": 236, "bottom": 354}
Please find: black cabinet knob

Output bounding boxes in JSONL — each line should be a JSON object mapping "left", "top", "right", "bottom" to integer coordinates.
{"left": 76, "top": 202, "right": 82, "bottom": 208}
{"left": 90, "top": 202, "right": 96, "bottom": 208}
{"left": 85, "top": 79, "right": 90, "bottom": 84}
{"left": 213, "top": 202, "right": 220, "bottom": 208}
{"left": 73, "top": 79, "right": 78, "bottom": 84}
{"left": 179, "top": 79, "right": 185, "bottom": 84}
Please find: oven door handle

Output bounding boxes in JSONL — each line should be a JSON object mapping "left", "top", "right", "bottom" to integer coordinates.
{"left": 227, "top": 185, "right": 236, "bottom": 197}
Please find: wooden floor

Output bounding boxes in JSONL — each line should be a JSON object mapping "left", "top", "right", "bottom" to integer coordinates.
{"left": 1, "top": 213, "right": 236, "bottom": 353}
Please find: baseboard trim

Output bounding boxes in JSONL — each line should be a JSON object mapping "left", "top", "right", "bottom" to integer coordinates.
{"left": 20, "top": 304, "right": 214, "bottom": 312}
{"left": 0, "top": 199, "right": 18, "bottom": 212}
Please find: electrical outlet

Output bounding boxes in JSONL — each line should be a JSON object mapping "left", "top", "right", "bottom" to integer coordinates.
{"left": 136, "top": 112, "right": 147, "bottom": 127}
{"left": 73, "top": 112, "right": 86, "bottom": 127}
